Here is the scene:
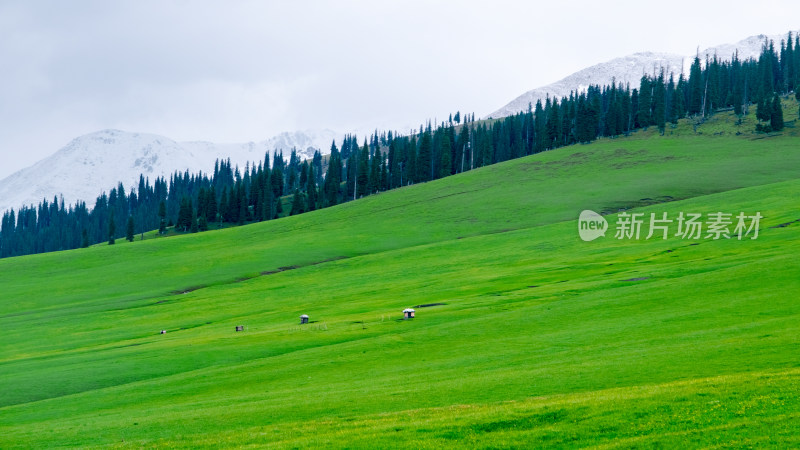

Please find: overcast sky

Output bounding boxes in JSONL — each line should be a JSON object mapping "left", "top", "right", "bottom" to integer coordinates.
{"left": 1, "top": 0, "right": 799, "bottom": 179}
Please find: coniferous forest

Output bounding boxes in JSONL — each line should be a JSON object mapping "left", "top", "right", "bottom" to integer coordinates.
{"left": 2, "top": 34, "right": 799, "bottom": 259}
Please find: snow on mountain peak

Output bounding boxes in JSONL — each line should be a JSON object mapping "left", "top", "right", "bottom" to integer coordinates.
{"left": 487, "top": 30, "right": 799, "bottom": 119}
{"left": 0, "top": 129, "right": 338, "bottom": 214}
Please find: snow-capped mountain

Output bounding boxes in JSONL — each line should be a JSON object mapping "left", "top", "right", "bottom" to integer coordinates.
{"left": 487, "top": 52, "right": 685, "bottom": 119}
{"left": 486, "top": 31, "right": 798, "bottom": 119}
{"left": 0, "top": 129, "right": 337, "bottom": 214}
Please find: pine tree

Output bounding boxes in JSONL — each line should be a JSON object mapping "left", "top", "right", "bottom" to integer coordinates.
{"left": 126, "top": 216, "right": 134, "bottom": 242}
{"left": 198, "top": 215, "right": 208, "bottom": 232}
{"left": 416, "top": 131, "right": 432, "bottom": 182}
{"left": 794, "top": 34, "right": 800, "bottom": 95}
{"left": 81, "top": 228, "right": 89, "bottom": 248}
{"left": 380, "top": 152, "right": 388, "bottom": 189}
{"left": 237, "top": 184, "right": 247, "bottom": 224}
{"left": 158, "top": 200, "right": 167, "bottom": 234}
{"left": 439, "top": 134, "right": 451, "bottom": 178}
{"left": 651, "top": 74, "right": 666, "bottom": 134}
{"left": 637, "top": 76, "right": 653, "bottom": 126}
{"left": 688, "top": 56, "right": 704, "bottom": 115}
{"left": 290, "top": 189, "right": 304, "bottom": 216}
{"left": 190, "top": 211, "right": 199, "bottom": 233}
{"left": 357, "top": 140, "right": 370, "bottom": 197}
{"left": 756, "top": 96, "right": 770, "bottom": 122}
{"left": 306, "top": 165, "right": 317, "bottom": 211}
{"left": 369, "top": 148, "right": 381, "bottom": 193}
{"left": 108, "top": 213, "right": 116, "bottom": 245}
{"left": 758, "top": 40, "right": 776, "bottom": 100}
{"left": 206, "top": 187, "right": 218, "bottom": 222}
{"left": 274, "top": 194, "right": 283, "bottom": 217}
{"left": 533, "top": 100, "right": 546, "bottom": 152}
{"left": 177, "top": 196, "right": 193, "bottom": 231}
{"left": 771, "top": 95, "right": 784, "bottom": 131}
{"left": 784, "top": 32, "right": 794, "bottom": 93}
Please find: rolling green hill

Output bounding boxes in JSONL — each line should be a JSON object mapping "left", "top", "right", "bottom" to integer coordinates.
{"left": 1, "top": 123, "right": 799, "bottom": 447}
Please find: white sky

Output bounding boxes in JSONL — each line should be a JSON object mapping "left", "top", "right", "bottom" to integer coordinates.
{"left": 1, "top": 0, "right": 799, "bottom": 178}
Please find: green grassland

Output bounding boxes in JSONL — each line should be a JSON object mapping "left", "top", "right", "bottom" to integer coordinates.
{"left": 1, "top": 111, "right": 799, "bottom": 447}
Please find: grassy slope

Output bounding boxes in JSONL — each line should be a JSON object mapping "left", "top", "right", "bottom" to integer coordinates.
{"left": 1, "top": 109, "right": 799, "bottom": 447}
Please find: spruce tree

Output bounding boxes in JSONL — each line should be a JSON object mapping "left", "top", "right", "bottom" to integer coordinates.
{"left": 756, "top": 96, "right": 770, "bottom": 122}
{"left": 533, "top": 100, "right": 546, "bottom": 152}
{"left": 177, "top": 196, "right": 193, "bottom": 231}
{"left": 206, "top": 187, "right": 218, "bottom": 222}
{"left": 404, "top": 136, "right": 416, "bottom": 184}
{"left": 126, "top": 216, "right": 134, "bottom": 242}
{"left": 439, "top": 134, "right": 452, "bottom": 178}
{"left": 369, "top": 149, "right": 380, "bottom": 193}
{"left": 275, "top": 195, "right": 283, "bottom": 216}
{"left": 688, "top": 56, "right": 704, "bottom": 115}
{"left": 290, "top": 189, "right": 304, "bottom": 216}
{"left": 417, "top": 131, "right": 433, "bottom": 181}
{"left": 237, "top": 184, "right": 247, "bottom": 224}
{"left": 771, "top": 95, "right": 784, "bottom": 131}
{"left": 158, "top": 200, "right": 167, "bottom": 234}
{"left": 190, "top": 211, "right": 199, "bottom": 233}
{"left": 81, "top": 229, "right": 89, "bottom": 248}
{"left": 108, "top": 213, "right": 116, "bottom": 245}
{"left": 653, "top": 73, "right": 667, "bottom": 134}
{"left": 306, "top": 165, "right": 317, "bottom": 211}
{"left": 357, "top": 141, "right": 370, "bottom": 197}
{"left": 218, "top": 188, "right": 228, "bottom": 224}
{"left": 637, "top": 76, "right": 653, "bottom": 126}
{"left": 794, "top": 35, "right": 800, "bottom": 95}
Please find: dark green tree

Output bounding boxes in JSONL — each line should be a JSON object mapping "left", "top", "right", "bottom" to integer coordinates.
{"left": 158, "top": 200, "right": 167, "bottom": 234}
{"left": 190, "top": 211, "right": 199, "bottom": 233}
{"left": 357, "top": 140, "right": 370, "bottom": 197}
{"left": 289, "top": 189, "right": 304, "bottom": 216}
{"left": 177, "top": 196, "right": 193, "bottom": 232}
{"left": 771, "top": 95, "right": 784, "bottom": 131}
{"left": 108, "top": 213, "right": 116, "bottom": 245}
{"left": 756, "top": 96, "right": 770, "bottom": 122}
{"left": 688, "top": 56, "right": 704, "bottom": 115}
{"left": 653, "top": 73, "right": 667, "bottom": 134}
{"left": 439, "top": 134, "right": 452, "bottom": 178}
{"left": 637, "top": 76, "right": 653, "bottom": 126}
{"left": 306, "top": 165, "right": 317, "bottom": 211}
{"left": 206, "top": 186, "right": 218, "bottom": 222}
{"left": 126, "top": 216, "right": 134, "bottom": 242}
{"left": 218, "top": 188, "right": 228, "bottom": 224}
{"left": 416, "top": 131, "right": 432, "bottom": 181}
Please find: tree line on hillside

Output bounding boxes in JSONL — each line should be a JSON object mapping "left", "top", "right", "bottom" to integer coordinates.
{"left": 2, "top": 33, "right": 799, "bottom": 259}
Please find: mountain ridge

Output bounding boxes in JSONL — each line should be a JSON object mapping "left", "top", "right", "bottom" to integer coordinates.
{"left": 0, "top": 128, "right": 338, "bottom": 214}
{"left": 486, "top": 31, "right": 798, "bottom": 119}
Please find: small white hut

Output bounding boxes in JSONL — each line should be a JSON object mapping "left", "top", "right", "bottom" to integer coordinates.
{"left": 403, "top": 308, "right": 415, "bottom": 319}
{"left": 300, "top": 314, "right": 309, "bottom": 324}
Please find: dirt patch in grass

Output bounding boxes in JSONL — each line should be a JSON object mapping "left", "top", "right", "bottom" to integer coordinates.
{"left": 622, "top": 277, "right": 650, "bottom": 282}
{"left": 770, "top": 219, "right": 799, "bottom": 228}
{"left": 169, "top": 285, "right": 206, "bottom": 295}
{"left": 167, "top": 256, "right": 349, "bottom": 297}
